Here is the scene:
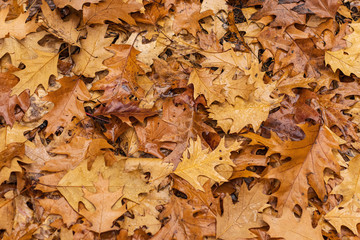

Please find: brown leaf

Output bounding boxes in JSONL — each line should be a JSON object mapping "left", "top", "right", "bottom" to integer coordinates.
{"left": 79, "top": 174, "right": 125, "bottom": 233}
{"left": 249, "top": 0, "right": 306, "bottom": 28}
{"left": 53, "top": 0, "right": 101, "bottom": 10}
{"left": 244, "top": 124, "right": 341, "bottom": 213}
{"left": 94, "top": 99, "right": 158, "bottom": 125}
{"left": 41, "top": 1, "right": 81, "bottom": 46}
{"left": 38, "top": 196, "right": 80, "bottom": 227}
{"left": 91, "top": 44, "right": 146, "bottom": 102}
{"left": 135, "top": 90, "right": 219, "bottom": 165}
{"left": 172, "top": 0, "right": 213, "bottom": 36}
{"left": 42, "top": 77, "right": 91, "bottom": 136}
{"left": 152, "top": 178, "right": 217, "bottom": 240}
{"left": 83, "top": 0, "right": 143, "bottom": 25}
{"left": 72, "top": 24, "right": 113, "bottom": 77}
{"left": 301, "top": 0, "right": 340, "bottom": 18}
{"left": 0, "top": 72, "right": 29, "bottom": 126}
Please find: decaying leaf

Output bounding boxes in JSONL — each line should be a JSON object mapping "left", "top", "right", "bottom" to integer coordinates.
{"left": 2, "top": 0, "right": 360, "bottom": 238}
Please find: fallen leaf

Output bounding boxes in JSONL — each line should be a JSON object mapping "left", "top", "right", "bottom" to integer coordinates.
{"left": 0, "top": 7, "right": 38, "bottom": 39}
{"left": 12, "top": 50, "right": 59, "bottom": 95}
{"left": 72, "top": 25, "right": 113, "bottom": 77}
{"left": 217, "top": 183, "right": 268, "bottom": 239}
{"left": 243, "top": 124, "right": 341, "bottom": 213}
{"left": 0, "top": 72, "right": 29, "bottom": 126}
{"left": 83, "top": 0, "right": 143, "bottom": 25}
{"left": 263, "top": 207, "right": 323, "bottom": 239}
{"left": 41, "top": 1, "right": 81, "bottom": 46}
{"left": 174, "top": 136, "right": 238, "bottom": 191}
{"left": 79, "top": 174, "right": 125, "bottom": 233}
{"left": 41, "top": 77, "right": 91, "bottom": 136}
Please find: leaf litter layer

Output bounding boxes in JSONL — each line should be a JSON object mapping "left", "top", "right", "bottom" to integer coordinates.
{"left": 1, "top": 0, "right": 360, "bottom": 239}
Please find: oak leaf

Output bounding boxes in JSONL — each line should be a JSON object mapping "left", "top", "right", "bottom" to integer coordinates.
{"left": 0, "top": 7, "right": 38, "bottom": 39}
{"left": 41, "top": 1, "right": 81, "bottom": 46}
{"left": 57, "top": 155, "right": 168, "bottom": 211}
{"left": 325, "top": 23, "right": 360, "bottom": 77}
{"left": 83, "top": 0, "right": 143, "bottom": 26}
{"left": 132, "top": 2, "right": 170, "bottom": 26}
{"left": 172, "top": 0, "right": 213, "bottom": 36}
{"left": 38, "top": 197, "right": 80, "bottom": 227}
{"left": 0, "top": 122, "right": 34, "bottom": 151}
{"left": 79, "top": 174, "right": 125, "bottom": 233}
{"left": 331, "top": 154, "right": 360, "bottom": 206}
{"left": 216, "top": 67, "right": 255, "bottom": 104}
{"left": 152, "top": 178, "right": 217, "bottom": 240}
{"left": 135, "top": 93, "right": 219, "bottom": 164}
{"left": 201, "top": 48, "right": 250, "bottom": 72}
{"left": 0, "top": 31, "right": 54, "bottom": 67}
{"left": 0, "top": 195, "right": 14, "bottom": 234}
{"left": 174, "top": 136, "right": 238, "bottom": 191}
{"left": 91, "top": 44, "right": 145, "bottom": 101}
{"left": 53, "top": 0, "right": 101, "bottom": 10}
{"left": 43, "top": 136, "right": 113, "bottom": 171}
{"left": 124, "top": 157, "right": 173, "bottom": 188}
{"left": 0, "top": 142, "right": 26, "bottom": 171}
{"left": 325, "top": 198, "right": 360, "bottom": 235}
{"left": 275, "top": 39, "right": 325, "bottom": 78}
{"left": 249, "top": 0, "right": 306, "bottom": 28}
{"left": 201, "top": 0, "right": 227, "bottom": 14}
{"left": 24, "top": 134, "right": 66, "bottom": 174}
{"left": 316, "top": 93, "right": 358, "bottom": 140}
{"left": 94, "top": 99, "right": 157, "bottom": 126}
{"left": 243, "top": 124, "right": 341, "bottom": 213}
{"left": 125, "top": 33, "right": 167, "bottom": 67}
{"left": 42, "top": 77, "right": 91, "bottom": 136}
{"left": 0, "top": 72, "right": 29, "bottom": 126}
{"left": 302, "top": 0, "right": 341, "bottom": 18}
{"left": 119, "top": 128, "right": 139, "bottom": 156}
{"left": 231, "top": 146, "right": 268, "bottom": 179}
{"left": 11, "top": 50, "right": 59, "bottom": 95}
{"left": 72, "top": 25, "right": 113, "bottom": 77}
{"left": 0, "top": 143, "right": 32, "bottom": 184}
{"left": 188, "top": 68, "right": 224, "bottom": 104}
{"left": 263, "top": 208, "right": 323, "bottom": 240}
{"left": 275, "top": 72, "right": 315, "bottom": 97}
{"left": 122, "top": 189, "right": 170, "bottom": 235}
{"left": 216, "top": 184, "right": 268, "bottom": 239}
{"left": 209, "top": 97, "right": 271, "bottom": 133}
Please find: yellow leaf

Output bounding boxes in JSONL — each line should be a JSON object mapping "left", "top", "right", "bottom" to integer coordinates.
{"left": 325, "top": 198, "right": 360, "bottom": 235}
{"left": 217, "top": 184, "right": 268, "bottom": 239}
{"left": 0, "top": 7, "right": 38, "bottom": 39}
{"left": 331, "top": 154, "right": 360, "bottom": 206}
{"left": 188, "top": 68, "right": 224, "bottom": 104}
{"left": 12, "top": 50, "right": 59, "bottom": 95}
{"left": 264, "top": 207, "right": 323, "bottom": 240}
{"left": 174, "top": 137, "right": 238, "bottom": 191}
{"left": 325, "top": 23, "right": 360, "bottom": 77}
{"left": 209, "top": 97, "right": 271, "bottom": 133}
{"left": 72, "top": 25, "right": 113, "bottom": 77}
